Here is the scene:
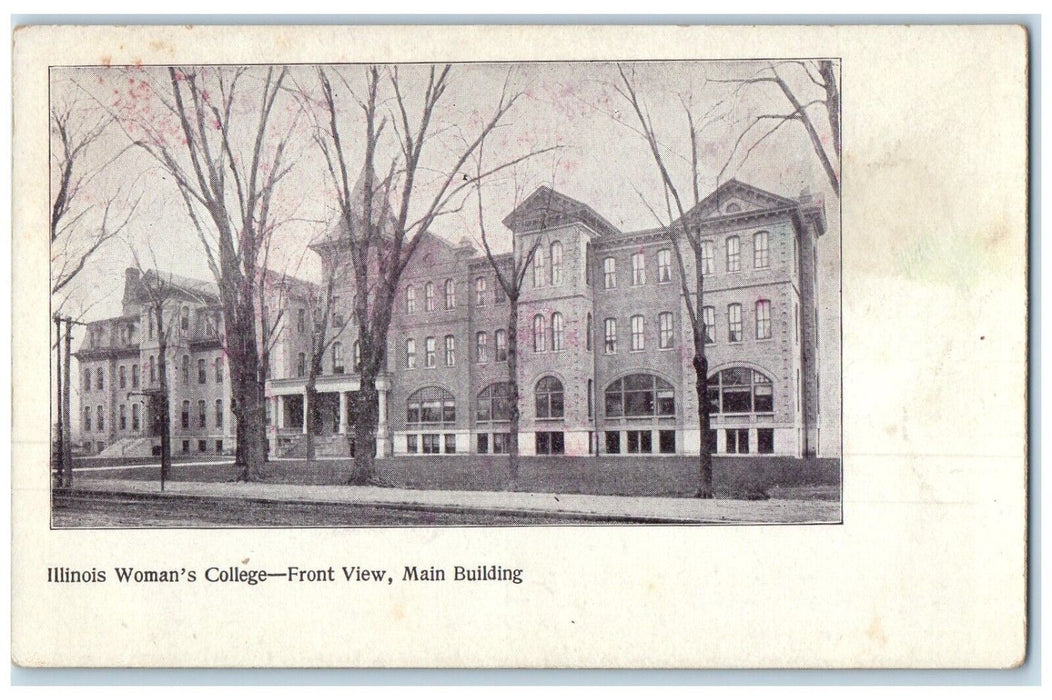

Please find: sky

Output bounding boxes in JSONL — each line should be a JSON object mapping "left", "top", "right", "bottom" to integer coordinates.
{"left": 52, "top": 59, "right": 842, "bottom": 453}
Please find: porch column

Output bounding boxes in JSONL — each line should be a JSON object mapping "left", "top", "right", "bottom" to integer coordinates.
{"left": 338, "top": 391, "right": 347, "bottom": 434}
{"left": 302, "top": 391, "right": 309, "bottom": 435}
{"left": 376, "top": 389, "right": 388, "bottom": 457}
{"left": 276, "top": 395, "right": 285, "bottom": 429}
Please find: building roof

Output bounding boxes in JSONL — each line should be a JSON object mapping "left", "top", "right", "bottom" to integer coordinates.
{"left": 502, "top": 186, "right": 622, "bottom": 237}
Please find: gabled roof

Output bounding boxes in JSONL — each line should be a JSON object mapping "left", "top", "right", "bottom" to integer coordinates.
{"left": 137, "top": 269, "right": 219, "bottom": 304}
{"left": 502, "top": 186, "right": 621, "bottom": 237}
{"left": 679, "top": 179, "right": 799, "bottom": 223}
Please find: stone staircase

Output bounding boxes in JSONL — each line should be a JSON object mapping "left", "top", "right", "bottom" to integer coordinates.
{"left": 96, "top": 437, "right": 157, "bottom": 459}
{"left": 276, "top": 434, "right": 354, "bottom": 459}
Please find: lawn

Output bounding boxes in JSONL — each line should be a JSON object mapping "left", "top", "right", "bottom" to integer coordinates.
{"left": 74, "top": 454, "right": 840, "bottom": 500}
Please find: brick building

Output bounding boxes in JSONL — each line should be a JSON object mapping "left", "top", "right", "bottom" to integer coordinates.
{"left": 75, "top": 178, "right": 828, "bottom": 459}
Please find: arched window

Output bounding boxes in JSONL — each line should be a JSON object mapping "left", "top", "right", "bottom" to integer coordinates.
{"left": 406, "top": 386, "right": 456, "bottom": 425}
{"left": 181, "top": 400, "right": 190, "bottom": 429}
{"left": 96, "top": 405, "right": 104, "bottom": 431}
{"left": 444, "top": 279, "right": 455, "bottom": 309}
{"left": 533, "top": 246, "right": 546, "bottom": 288}
{"left": 476, "top": 382, "right": 513, "bottom": 422}
{"left": 118, "top": 365, "right": 126, "bottom": 389}
{"left": 755, "top": 300, "right": 772, "bottom": 339}
{"left": 197, "top": 358, "right": 206, "bottom": 384}
{"left": 707, "top": 368, "right": 774, "bottom": 414}
{"left": 83, "top": 369, "right": 91, "bottom": 392}
{"left": 119, "top": 404, "right": 127, "bottom": 430}
{"left": 444, "top": 335, "right": 455, "bottom": 366}
{"left": 405, "top": 285, "right": 416, "bottom": 314}
{"left": 181, "top": 305, "right": 189, "bottom": 331}
{"left": 332, "top": 342, "right": 344, "bottom": 374}
{"left": 149, "top": 355, "right": 156, "bottom": 383}
{"left": 657, "top": 248, "right": 672, "bottom": 282}
{"left": 495, "top": 329, "right": 507, "bottom": 362}
{"left": 535, "top": 376, "right": 565, "bottom": 419}
{"left": 475, "top": 277, "right": 487, "bottom": 306}
{"left": 131, "top": 403, "right": 140, "bottom": 431}
{"left": 215, "top": 357, "right": 223, "bottom": 383}
{"left": 96, "top": 367, "right": 104, "bottom": 390}
{"left": 551, "top": 312, "right": 564, "bottom": 351}
{"left": 604, "top": 374, "right": 675, "bottom": 418}
{"left": 586, "top": 313, "right": 593, "bottom": 351}
{"left": 181, "top": 355, "right": 189, "bottom": 384}
{"left": 533, "top": 314, "right": 547, "bottom": 352}
{"left": 424, "top": 282, "right": 435, "bottom": 312}
{"left": 297, "top": 352, "right": 306, "bottom": 377}
{"left": 475, "top": 332, "right": 488, "bottom": 362}
{"left": 405, "top": 338, "right": 416, "bottom": 369}
{"left": 83, "top": 406, "right": 91, "bottom": 432}
{"left": 550, "top": 241, "right": 563, "bottom": 285}
{"left": 215, "top": 399, "right": 224, "bottom": 428}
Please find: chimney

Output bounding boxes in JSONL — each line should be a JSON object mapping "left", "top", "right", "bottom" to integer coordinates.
{"left": 125, "top": 267, "right": 140, "bottom": 291}
{"left": 798, "top": 186, "right": 813, "bottom": 205}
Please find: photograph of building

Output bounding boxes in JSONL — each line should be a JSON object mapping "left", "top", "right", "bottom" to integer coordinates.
{"left": 76, "top": 176, "right": 826, "bottom": 461}
{"left": 51, "top": 58, "right": 841, "bottom": 526}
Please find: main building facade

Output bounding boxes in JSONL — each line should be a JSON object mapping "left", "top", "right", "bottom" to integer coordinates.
{"left": 74, "top": 179, "right": 827, "bottom": 460}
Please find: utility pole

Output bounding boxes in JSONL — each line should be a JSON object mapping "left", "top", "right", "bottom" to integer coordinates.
{"left": 54, "top": 314, "right": 63, "bottom": 487}
{"left": 62, "top": 317, "right": 73, "bottom": 487}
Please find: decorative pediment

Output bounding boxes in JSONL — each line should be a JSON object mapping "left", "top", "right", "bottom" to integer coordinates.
{"left": 681, "top": 179, "right": 799, "bottom": 223}
{"left": 502, "top": 186, "right": 620, "bottom": 237}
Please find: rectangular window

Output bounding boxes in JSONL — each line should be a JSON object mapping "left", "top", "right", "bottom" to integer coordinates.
{"left": 198, "top": 400, "right": 206, "bottom": 429}
{"left": 475, "top": 277, "right": 487, "bottom": 306}
{"left": 131, "top": 404, "right": 140, "bottom": 431}
{"left": 198, "top": 439, "right": 207, "bottom": 453}
{"left": 215, "top": 358, "right": 223, "bottom": 383}
{"left": 182, "top": 440, "right": 189, "bottom": 454}
{"left": 422, "top": 434, "right": 441, "bottom": 454}
{"left": 603, "top": 257, "right": 616, "bottom": 289}
{"left": 406, "top": 434, "right": 418, "bottom": 454}
{"left": 631, "top": 252, "right": 646, "bottom": 285}
{"left": 425, "top": 337, "right": 436, "bottom": 368}
{"left": 406, "top": 286, "right": 416, "bottom": 314}
{"left": 297, "top": 308, "right": 305, "bottom": 333}
{"left": 476, "top": 332, "right": 488, "bottom": 363}
{"left": 587, "top": 379, "right": 594, "bottom": 419}
{"left": 444, "top": 335, "right": 455, "bottom": 366}
{"left": 181, "top": 401, "right": 190, "bottom": 429}
{"left": 118, "top": 366, "right": 126, "bottom": 389}
{"left": 627, "top": 430, "right": 653, "bottom": 454}
{"left": 444, "top": 434, "right": 457, "bottom": 454}
{"left": 215, "top": 400, "right": 223, "bottom": 428}
{"left": 535, "top": 431, "right": 565, "bottom": 455}
{"left": 630, "top": 315, "right": 644, "bottom": 351}
{"left": 604, "top": 318, "right": 617, "bottom": 354}
{"left": 728, "top": 304, "right": 742, "bottom": 342}
{"left": 605, "top": 431, "right": 621, "bottom": 455}
{"left": 297, "top": 353, "right": 306, "bottom": 377}
{"left": 726, "top": 428, "right": 750, "bottom": 454}
{"left": 657, "top": 249, "right": 672, "bottom": 282}
{"left": 758, "top": 429, "right": 774, "bottom": 454}
{"left": 701, "top": 240, "right": 715, "bottom": 275}
{"left": 492, "top": 433, "right": 510, "bottom": 454}
{"left": 444, "top": 280, "right": 455, "bottom": 309}
{"left": 406, "top": 339, "right": 416, "bottom": 369}
{"left": 216, "top": 440, "right": 224, "bottom": 453}
{"left": 659, "top": 430, "right": 676, "bottom": 454}
{"left": 198, "top": 359, "right": 206, "bottom": 384}
{"left": 658, "top": 312, "right": 673, "bottom": 348}
{"left": 132, "top": 365, "right": 140, "bottom": 388}
{"left": 119, "top": 405, "right": 127, "bottom": 431}
{"left": 96, "top": 368, "right": 104, "bottom": 390}
{"left": 425, "top": 283, "right": 435, "bottom": 312}
{"left": 754, "top": 231, "right": 769, "bottom": 268}
{"left": 477, "top": 433, "right": 489, "bottom": 454}
{"left": 495, "top": 282, "right": 506, "bottom": 303}
{"left": 756, "top": 300, "right": 772, "bottom": 339}
{"left": 550, "top": 243, "right": 563, "bottom": 285}
{"left": 726, "top": 236, "right": 741, "bottom": 272}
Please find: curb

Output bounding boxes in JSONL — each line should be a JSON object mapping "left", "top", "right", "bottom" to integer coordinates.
{"left": 56, "top": 487, "right": 708, "bottom": 525}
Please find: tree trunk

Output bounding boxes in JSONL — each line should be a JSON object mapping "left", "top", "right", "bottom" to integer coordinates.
{"left": 349, "top": 377, "right": 379, "bottom": 485}
{"left": 62, "top": 319, "right": 73, "bottom": 488}
{"left": 228, "top": 296, "right": 266, "bottom": 482}
{"left": 156, "top": 323, "right": 172, "bottom": 491}
{"left": 506, "top": 298, "right": 520, "bottom": 483}
{"left": 694, "top": 244, "right": 713, "bottom": 499}
{"left": 304, "top": 374, "right": 317, "bottom": 471}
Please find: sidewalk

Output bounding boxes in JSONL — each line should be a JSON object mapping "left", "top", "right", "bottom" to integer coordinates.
{"left": 71, "top": 478, "right": 841, "bottom": 524}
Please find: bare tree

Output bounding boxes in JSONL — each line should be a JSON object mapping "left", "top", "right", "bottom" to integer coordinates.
{"left": 614, "top": 65, "right": 716, "bottom": 498}
{"left": 714, "top": 60, "right": 841, "bottom": 197}
{"left": 50, "top": 95, "right": 138, "bottom": 297}
{"left": 104, "top": 66, "right": 302, "bottom": 481}
{"left": 472, "top": 162, "right": 556, "bottom": 483}
{"left": 307, "top": 65, "right": 554, "bottom": 484}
